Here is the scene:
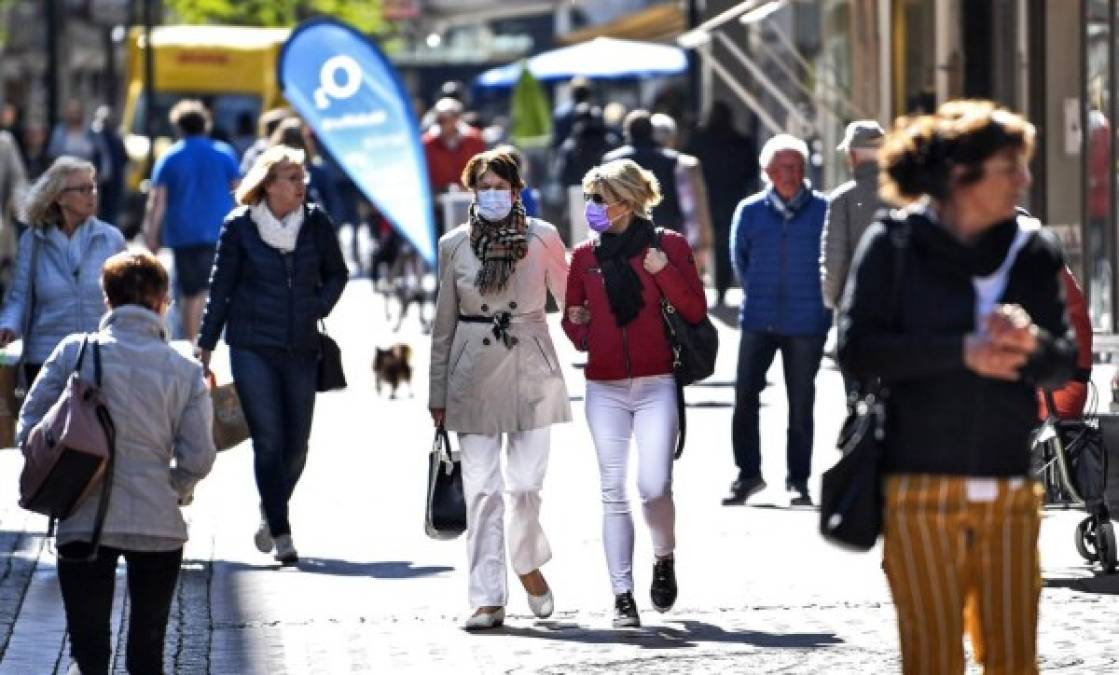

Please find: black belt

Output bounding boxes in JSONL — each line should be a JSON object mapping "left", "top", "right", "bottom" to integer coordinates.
{"left": 458, "top": 311, "right": 513, "bottom": 348}
{"left": 1072, "top": 367, "right": 1092, "bottom": 384}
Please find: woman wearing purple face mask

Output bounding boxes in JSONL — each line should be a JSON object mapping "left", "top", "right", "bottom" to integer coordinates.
{"left": 428, "top": 149, "right": 571, "bottom": 631}
{"left": 561, "top": 159, "right": 707, "bottom": 628}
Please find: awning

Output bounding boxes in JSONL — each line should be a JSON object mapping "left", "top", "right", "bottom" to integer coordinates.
{"left": 474, "top": 37, "right": 688, "bottom": 89}
{"left": 556, "top": 4, "right": 687, "bottom": 46}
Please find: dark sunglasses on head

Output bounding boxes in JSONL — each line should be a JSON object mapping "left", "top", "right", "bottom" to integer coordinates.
{"left": 583, "top": 193, "right": 606, "bottom": 205}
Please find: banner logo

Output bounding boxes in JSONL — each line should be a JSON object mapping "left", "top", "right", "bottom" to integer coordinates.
{"left": 315, "top": 55, "right": 363, "bottom": 109}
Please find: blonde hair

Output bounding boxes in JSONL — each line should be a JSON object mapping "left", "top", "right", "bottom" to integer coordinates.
{"left": 235, "top": 145, "right": 306, "bottom": 206}
{"left": 581, "top": 159, "right": 662, "bottom": 219}
{"left": 22, "top": 156, "right": 96, "bottom": 228}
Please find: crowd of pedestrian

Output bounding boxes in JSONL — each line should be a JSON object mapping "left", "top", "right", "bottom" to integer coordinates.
{"left": 0, "top": 71, "right": 1095, "bottom": 675}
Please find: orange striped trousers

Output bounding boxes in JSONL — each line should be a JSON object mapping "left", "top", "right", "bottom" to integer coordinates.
{"left": 882, "top": 475, "right": 1043, "bottom": 675}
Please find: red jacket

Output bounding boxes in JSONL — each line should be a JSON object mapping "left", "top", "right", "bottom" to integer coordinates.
{"left": 422, "top": 126, "right": 486, "bottom": 192}
{"left": 563, "top": 229, "right": 707, "bottom": 381}
{"left": 1039, "top": 266, "right": 1092, "bottom": 419}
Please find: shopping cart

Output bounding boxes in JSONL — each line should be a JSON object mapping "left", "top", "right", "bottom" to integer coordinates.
{"left": 1031, "top": 388, "right": 1115, "bottom": 573}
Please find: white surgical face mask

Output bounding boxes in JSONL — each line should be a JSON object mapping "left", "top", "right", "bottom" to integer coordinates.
{"left": 476, "top": 189, "right": 513, "bottom": 221}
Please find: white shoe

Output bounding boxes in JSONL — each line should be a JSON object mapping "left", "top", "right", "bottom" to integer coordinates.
{"left": 527, "top": 589, "right": 554, "bottom": 619}
{"left": 254, "top": 518, "right": 273, "bottom": 553}
{"left": 273, "top": 534, "right": 298, "bottom": 564}
{"left": 463, "top": 607, "right": 505, "bottom": 631}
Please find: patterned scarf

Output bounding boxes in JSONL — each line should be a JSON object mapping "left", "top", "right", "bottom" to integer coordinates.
{"left": 469, "top": 201, "right": 528, "bottom": 295}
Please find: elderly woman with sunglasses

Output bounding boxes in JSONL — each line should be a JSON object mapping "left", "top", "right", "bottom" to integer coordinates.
{"left": 562, "top": 159, "right": 707, "bottom": 628}
{"left": 428, "top": 149, "right": 571, "bottom": 630}
{"left": 0, "top": 156, "right": 125, "bottom": 386}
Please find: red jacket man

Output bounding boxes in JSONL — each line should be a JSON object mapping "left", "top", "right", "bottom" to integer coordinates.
{"left": 422, "top": 97, "right": 485, "bottom": 195}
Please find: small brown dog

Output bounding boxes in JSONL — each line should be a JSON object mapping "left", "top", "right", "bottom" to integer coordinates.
{"left": 373, "top": 344, "right": 413, "bottom": 398}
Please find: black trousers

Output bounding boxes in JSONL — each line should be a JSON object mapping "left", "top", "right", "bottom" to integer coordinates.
{"left": 57, "top": 543, "right": 183, "bottom": 675}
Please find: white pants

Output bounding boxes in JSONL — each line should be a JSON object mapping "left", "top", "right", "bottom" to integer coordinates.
{"left": 459, "top": 428, "right": 552, "bottom": 608}
{"left": 585, "top": 375, "right": 678, "bottom": 594}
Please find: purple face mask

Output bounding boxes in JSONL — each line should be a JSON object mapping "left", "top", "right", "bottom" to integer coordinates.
{"left": 585, "top": 201, "right": 613, "bottom": 233}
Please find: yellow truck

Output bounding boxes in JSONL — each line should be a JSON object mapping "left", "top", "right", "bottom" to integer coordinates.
{"left": 120, "top": 25, "right": 290, "bottom": 231}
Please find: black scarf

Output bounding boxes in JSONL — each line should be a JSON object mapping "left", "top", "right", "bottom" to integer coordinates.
{"left": 594, "top": 218, "right": 655, "bottom": 327}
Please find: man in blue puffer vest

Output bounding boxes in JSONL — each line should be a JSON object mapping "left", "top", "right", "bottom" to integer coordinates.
{"left": 724, "top": 134, "right": 831, "bottom": 507}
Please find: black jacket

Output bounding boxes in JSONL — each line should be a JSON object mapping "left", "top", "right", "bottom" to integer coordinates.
{"left": 602, "top": 142, "right": 683, "bottom": 232}
{"left": 198, "top": 203, "right": 348, "bottom": 353}
{"left": 837, "top": 212, "right": 1077, "bottom": 477}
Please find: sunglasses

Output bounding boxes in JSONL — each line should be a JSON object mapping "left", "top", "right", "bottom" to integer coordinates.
{"left": 583, "top": 193, "right": 607, "bottom": 205}
{"left": 62, "top": 184, "right": 97, "bottom": 195}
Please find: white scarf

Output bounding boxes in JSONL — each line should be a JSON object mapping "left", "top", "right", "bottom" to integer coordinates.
{"left": 250, "top": 202, "right": 304, "bottom": 253}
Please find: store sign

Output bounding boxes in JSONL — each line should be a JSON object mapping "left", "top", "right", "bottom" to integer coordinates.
{"left": 279, "top": 18, "right": 436, "bottom": 265}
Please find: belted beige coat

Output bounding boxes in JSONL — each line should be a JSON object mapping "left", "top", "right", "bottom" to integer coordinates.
{"left": 429, "top": 219, "right": 572, "bottom": 434}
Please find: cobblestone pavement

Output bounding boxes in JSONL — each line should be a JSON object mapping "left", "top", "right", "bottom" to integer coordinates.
{"left": 3, "top": 282, "right": 1119, "bottom": 674}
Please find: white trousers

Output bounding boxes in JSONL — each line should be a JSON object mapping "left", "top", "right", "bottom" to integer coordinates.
{"left": 459, "top": 428, "right": 552, "bottom": 608}
{"left": 585, "top": 375, "right": 678, "bottom": 594}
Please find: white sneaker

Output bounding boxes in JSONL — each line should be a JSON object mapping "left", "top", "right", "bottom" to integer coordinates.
{"left": 254, "top": 518, "right": 273, "bottom": 553}
{"left": 273, "top": 534, "right": 298, "bottom": 564}
{"left": 463, "top": 607, "right": 505, "bottom": 630}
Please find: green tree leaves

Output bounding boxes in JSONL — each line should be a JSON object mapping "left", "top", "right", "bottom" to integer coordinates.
{"left": 162, "top": 0, "right": 385, "bottom": 34}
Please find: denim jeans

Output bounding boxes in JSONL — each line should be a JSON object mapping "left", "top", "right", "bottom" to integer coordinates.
{"left": 57, "top": 543, "right": 183, "bottom": 675}
{"left": 731, "top": 330, "right": 826, "bottom": 486}
{"left": 231, "top": 347, "right": 318, "bottom": 537}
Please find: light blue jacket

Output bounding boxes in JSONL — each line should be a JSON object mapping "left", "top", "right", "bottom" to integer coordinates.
{"left": 17, "top": 306, "right": 215, "bottom": 549}
{"left": 0, "top": 218, "right": 126, "bottom": 363}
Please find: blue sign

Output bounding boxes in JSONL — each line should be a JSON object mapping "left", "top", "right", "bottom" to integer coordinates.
{"left": 279, "top": 18, "right": 435, "bottom": 265}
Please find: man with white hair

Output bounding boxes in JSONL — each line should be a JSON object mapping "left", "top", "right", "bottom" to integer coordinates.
{"left": 820, "top": 120, "right": 886, "bottom": 312}
{"left": 422, "top": 97, "right": 485, "bottom": 234}
{"left": 724, "top": 134, "right": 830, "bottom": 507}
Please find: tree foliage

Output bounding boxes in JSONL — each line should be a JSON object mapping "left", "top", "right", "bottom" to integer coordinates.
{"left": 162, "top": 0, "right": 384, "bottom": 34}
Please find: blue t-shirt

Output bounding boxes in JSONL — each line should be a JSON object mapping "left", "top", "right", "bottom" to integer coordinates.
{"left": 151, "top": 136, "right": 239, "bottom": 248}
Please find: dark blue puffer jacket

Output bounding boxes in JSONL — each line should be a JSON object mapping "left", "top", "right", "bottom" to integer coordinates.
{"left": 198, "top": 203, "right": 348, "bottom": 353}
{"left": 730, "top": 186, "right": 831, "bottom": 335}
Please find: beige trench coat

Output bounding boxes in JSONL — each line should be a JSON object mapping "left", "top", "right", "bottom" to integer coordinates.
{"left": 429, "top": 219, "right": 572, "bottom": 434}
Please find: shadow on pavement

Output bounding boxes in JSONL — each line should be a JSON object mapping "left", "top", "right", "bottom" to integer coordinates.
{"left": 473, "top": 618, "right": 843, "bottom": 650}
{"left": 211, "top": 558, "right": 454, "bottom": 578}
{"left": 1043, "top": 571, "right": 1119, "bottom": 595}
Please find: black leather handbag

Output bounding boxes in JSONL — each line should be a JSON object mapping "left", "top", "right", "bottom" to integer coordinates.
{"left": 316, "top": 322, "right": 346, "bottom": 392}
{"left": 655, "top": 229, "right": 719, "bottom": 387}
{"left": 653, "top": 229, "right": 719, "bottom": 460}
{"left": 820, "top": 391, "right": 886, "bottom": 551}
{"left": 425, "top": 426, "right": 466, "bottom": 540}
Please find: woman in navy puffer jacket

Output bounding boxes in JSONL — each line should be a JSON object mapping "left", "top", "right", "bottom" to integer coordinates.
{"left": 198, "top": 145, "right": 347, "bottom": 565}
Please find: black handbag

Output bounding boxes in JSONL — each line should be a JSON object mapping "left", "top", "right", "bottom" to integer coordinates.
{"left": 655, "top": 229, "right": 719, "bottom": 387}
{"left": 316, "top": 321, "right": 346, "bottom": 392}
{"left": 819, "top": 224, "right": 908, "bottom": 551}
{"left": 820, "top": 391, "right": 886, "bottom": 551}
{"left": 425, "top": 426, "right": 466, "bottom": 540}
{"left": 654, "top": 229, "right": 719, "bottom": 460}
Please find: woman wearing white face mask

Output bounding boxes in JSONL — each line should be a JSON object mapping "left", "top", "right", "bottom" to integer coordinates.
{"left": 428, "top": 149, "right": 571, "bottom": 630}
